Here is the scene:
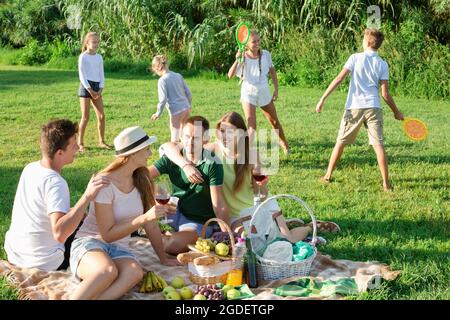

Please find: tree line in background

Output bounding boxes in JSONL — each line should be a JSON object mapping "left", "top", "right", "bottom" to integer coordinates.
{"left": 0, "top": 0, "right": 449, "bottom": 99}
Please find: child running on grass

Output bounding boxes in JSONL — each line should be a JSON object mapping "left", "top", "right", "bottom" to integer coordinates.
{"left": 77, "top": 32, "right": 111, "bottom": 152}
{"left": 315, "top": 28, "right": 404, "bottom": 191}
{"left": 150, "top": 55, "right": 192, "bottom": 142}
{"left": 227, "top": 30, "right": 290, "bottom": 155}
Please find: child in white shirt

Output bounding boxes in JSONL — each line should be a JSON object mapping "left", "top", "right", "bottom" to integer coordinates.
{"left": 228, "top": 30, "right": 289, "bottom": 155}
{"left": 315, "top": 29, "right": 404, "bottom": 191}
{"left": 77, "top": 32, "right": 111, "bottom": 152}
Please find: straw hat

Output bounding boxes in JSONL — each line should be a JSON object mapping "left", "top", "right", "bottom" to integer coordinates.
{"left": 113, "top": 126, "right": 156, "bottom": 157}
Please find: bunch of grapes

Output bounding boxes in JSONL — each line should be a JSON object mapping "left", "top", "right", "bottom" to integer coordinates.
{"left": 211, "top": 232, "right": 239, "bottom": 244}
{"left": 195, "top": 284, "right": 225, "bottom": 300}
{"left": 195, "top": 238, "right": 215, "bottom": 253}
{"left": 210, "top": 232, "right": 240, "bottom": 255}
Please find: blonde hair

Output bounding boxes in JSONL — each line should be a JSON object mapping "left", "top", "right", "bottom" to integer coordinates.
{"left": 81, "top": 32, "right": 99, "bottom": 52}
{"left": 364, "top": 29, "right": 384, "bottom": 50}
{"left": 249, "top": 30, "right": 260, "bottom": 39}
{"left": 151, "top": 55, "right": 169, "bottom": 72}
{"left": 100, "top": 157, "right": 155, "bottom": 212}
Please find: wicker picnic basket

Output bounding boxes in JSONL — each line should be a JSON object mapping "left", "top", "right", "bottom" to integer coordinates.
{"left": 248, "top": 194, "right": 318, "bottom": 281}
{"left": 187, "top": 218, "right": 236, "bottom": 285}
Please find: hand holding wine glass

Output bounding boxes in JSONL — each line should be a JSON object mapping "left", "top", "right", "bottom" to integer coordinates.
{"left": 155, "top": 182, "right": 173, "bottom": 224}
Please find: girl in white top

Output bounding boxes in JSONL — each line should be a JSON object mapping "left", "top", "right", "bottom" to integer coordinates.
{"left": 227, "top": 30, "right": 289, "bottom": 155}
{"left": 150, "top": 55, "right": 192, "bottom": 142}
{"left": 77, "top": 32, "right": 111, "bottom": 152}
{"left": 69, "top": 126, "right": 179, "bottom": 300}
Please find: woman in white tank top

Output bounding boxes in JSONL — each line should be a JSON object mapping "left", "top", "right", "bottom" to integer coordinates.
{"left": 69, "top": 126, "right": 179, "bottom": 300}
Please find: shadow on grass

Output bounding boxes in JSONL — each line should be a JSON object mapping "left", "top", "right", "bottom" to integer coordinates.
{"left": 282, "top": 215, "right": 449, "bottom": 254}
{"left": 0, "top": 67, "right": 221, "bottom": 93}
{"left": 282, "top": 139, "right": 450, "bottom": 171}
{"left": 0, "top": 69, "right": 77, "bottom": 91}
{"left": 319, "top": 244, "right": 448, "bottom": 265}
{"left": 0, "top": 68, "right": 150, "bottom": 93}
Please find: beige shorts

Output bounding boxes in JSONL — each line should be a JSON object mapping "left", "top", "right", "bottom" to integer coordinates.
{"left": 337, "top": 108, "right": 384, "bottom": 145}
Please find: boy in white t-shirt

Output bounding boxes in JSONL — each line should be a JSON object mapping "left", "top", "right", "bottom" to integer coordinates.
{"left": 315, "top": 29, "right": 404, "bottom": 191}
{"left": 4, "top": 119, "right": 109, "bottom": 271}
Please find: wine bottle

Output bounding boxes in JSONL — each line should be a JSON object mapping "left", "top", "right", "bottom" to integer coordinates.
{"left": 245, "top": 238, "right": 258, "bottom": 288}
{"left": 242, "top": 260, "right": 248, "bottom": 285}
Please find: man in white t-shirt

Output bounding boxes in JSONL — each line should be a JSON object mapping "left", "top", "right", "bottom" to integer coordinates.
{"left": 4, "top": 119, "right": 109, "bottom": 271}
{"left": 315, "top": 29, "right": 404, "bottom": 191}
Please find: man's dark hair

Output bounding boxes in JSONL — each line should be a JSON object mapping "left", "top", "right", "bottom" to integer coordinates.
{"left": 184, "top": 115, "right": 209, "bottom": 132}
{"left": 40, "top": 119, "right": 78, "bottom": 159}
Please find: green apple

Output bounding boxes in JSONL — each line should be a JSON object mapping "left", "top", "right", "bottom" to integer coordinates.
{"left": 165, "top": 290, "right": 182, "bottom": 300}
{"left": 222, "top": 284, "right": 234, "bottom": 295}
{"left": 215, "top": 243, "right": 229, "bottom": 256}
{"left": 171, "top": 276, "right": 185, "bottom": 289}
{"left": 179, "top": 287, "right": 193, "bottom": 300}
{"left": 226, "top": 288, "right": 241, "bottom": 300}
{"left": 162, "top": 286, "right": 176, "bottom": 297}
{"left": 193, "top": 294, "right": 207, "bottom": 300}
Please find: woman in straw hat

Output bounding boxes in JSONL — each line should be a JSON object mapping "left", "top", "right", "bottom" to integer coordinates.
{"left": 69, "top": 126, "right": 179, "bottom": 300}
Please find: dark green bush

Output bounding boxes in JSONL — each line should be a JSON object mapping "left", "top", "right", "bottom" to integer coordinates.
{"left": 166, "top": 51, "right": 189, "bottom": 72}
{"left": 104, "top": 58, "right": 150, "bottom": 76}
{"left": 17, "top": 40, "right": 51, "bottom": 65}
{"left": 0, "top": 0, "right": 71, "bottom": 47}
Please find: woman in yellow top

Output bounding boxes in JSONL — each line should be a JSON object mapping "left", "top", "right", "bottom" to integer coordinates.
{"left": 212, "top": 112, "right": 264, "bottom": 220}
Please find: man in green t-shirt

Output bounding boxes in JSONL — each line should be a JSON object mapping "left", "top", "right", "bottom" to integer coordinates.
{"left": 148, "top": 116, "right": 229, "bottom": 255}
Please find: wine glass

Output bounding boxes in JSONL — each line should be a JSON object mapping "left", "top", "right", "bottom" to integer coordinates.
{"left": 252, "top": 168, "right": 269, "bottom": 201}
{"left": 154, "top": 182, "right": 173, "bottom": 224}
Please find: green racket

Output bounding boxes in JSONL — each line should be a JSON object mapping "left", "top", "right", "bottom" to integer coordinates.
{"left": 235, "top": 22, "right": 250, "bottom": 63}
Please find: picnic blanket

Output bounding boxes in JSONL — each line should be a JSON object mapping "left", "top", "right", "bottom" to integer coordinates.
{"left": 0, "top": 237, "right": 400, "bottom": 300}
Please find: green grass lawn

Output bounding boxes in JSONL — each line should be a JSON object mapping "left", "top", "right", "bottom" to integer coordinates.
{"left": 0, "top": 64, "right": 449, "bottom": 300}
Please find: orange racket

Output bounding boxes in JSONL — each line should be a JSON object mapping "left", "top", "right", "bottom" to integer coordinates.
{"left": 402, "top": 118, "right": 428, "bottom": 141}
{"left": 235, "top": 22, "right": 250, "bottom": 63}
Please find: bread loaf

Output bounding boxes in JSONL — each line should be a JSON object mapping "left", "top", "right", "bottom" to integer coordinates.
{"left": 177, "top": 252, "right": 205, "bottom": 264}
{"left": 193, "top": 256, "right": 220, "bottom": 266}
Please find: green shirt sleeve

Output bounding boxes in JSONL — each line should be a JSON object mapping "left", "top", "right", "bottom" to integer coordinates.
{"left": 153, "top": 155, "right": 171, "bottom": 175}
{"left": 208, "top": 162, "right": 224, "bottom": 186}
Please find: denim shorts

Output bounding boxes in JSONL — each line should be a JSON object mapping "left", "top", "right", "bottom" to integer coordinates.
{"left": 78, "top": 80, "right": 101, "bottom": 98}
{"left": 169, "top": 208, "right": 220, "bottom": 238}
{"left": 70, "top": 237, "right": 137, "bottom": 279}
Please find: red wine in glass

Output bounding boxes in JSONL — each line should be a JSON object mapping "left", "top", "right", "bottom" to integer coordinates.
{"left": 156, "top": 197, "right": 170, "bottom": 205}
{"left": 155, "top": 183, "right": 173, "bottom": 224}
{"left": 253, "top": 173, "right": 268, "bottom": 200}
{"left": 253, "top": 174, "right": 268, "bottom": 182}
